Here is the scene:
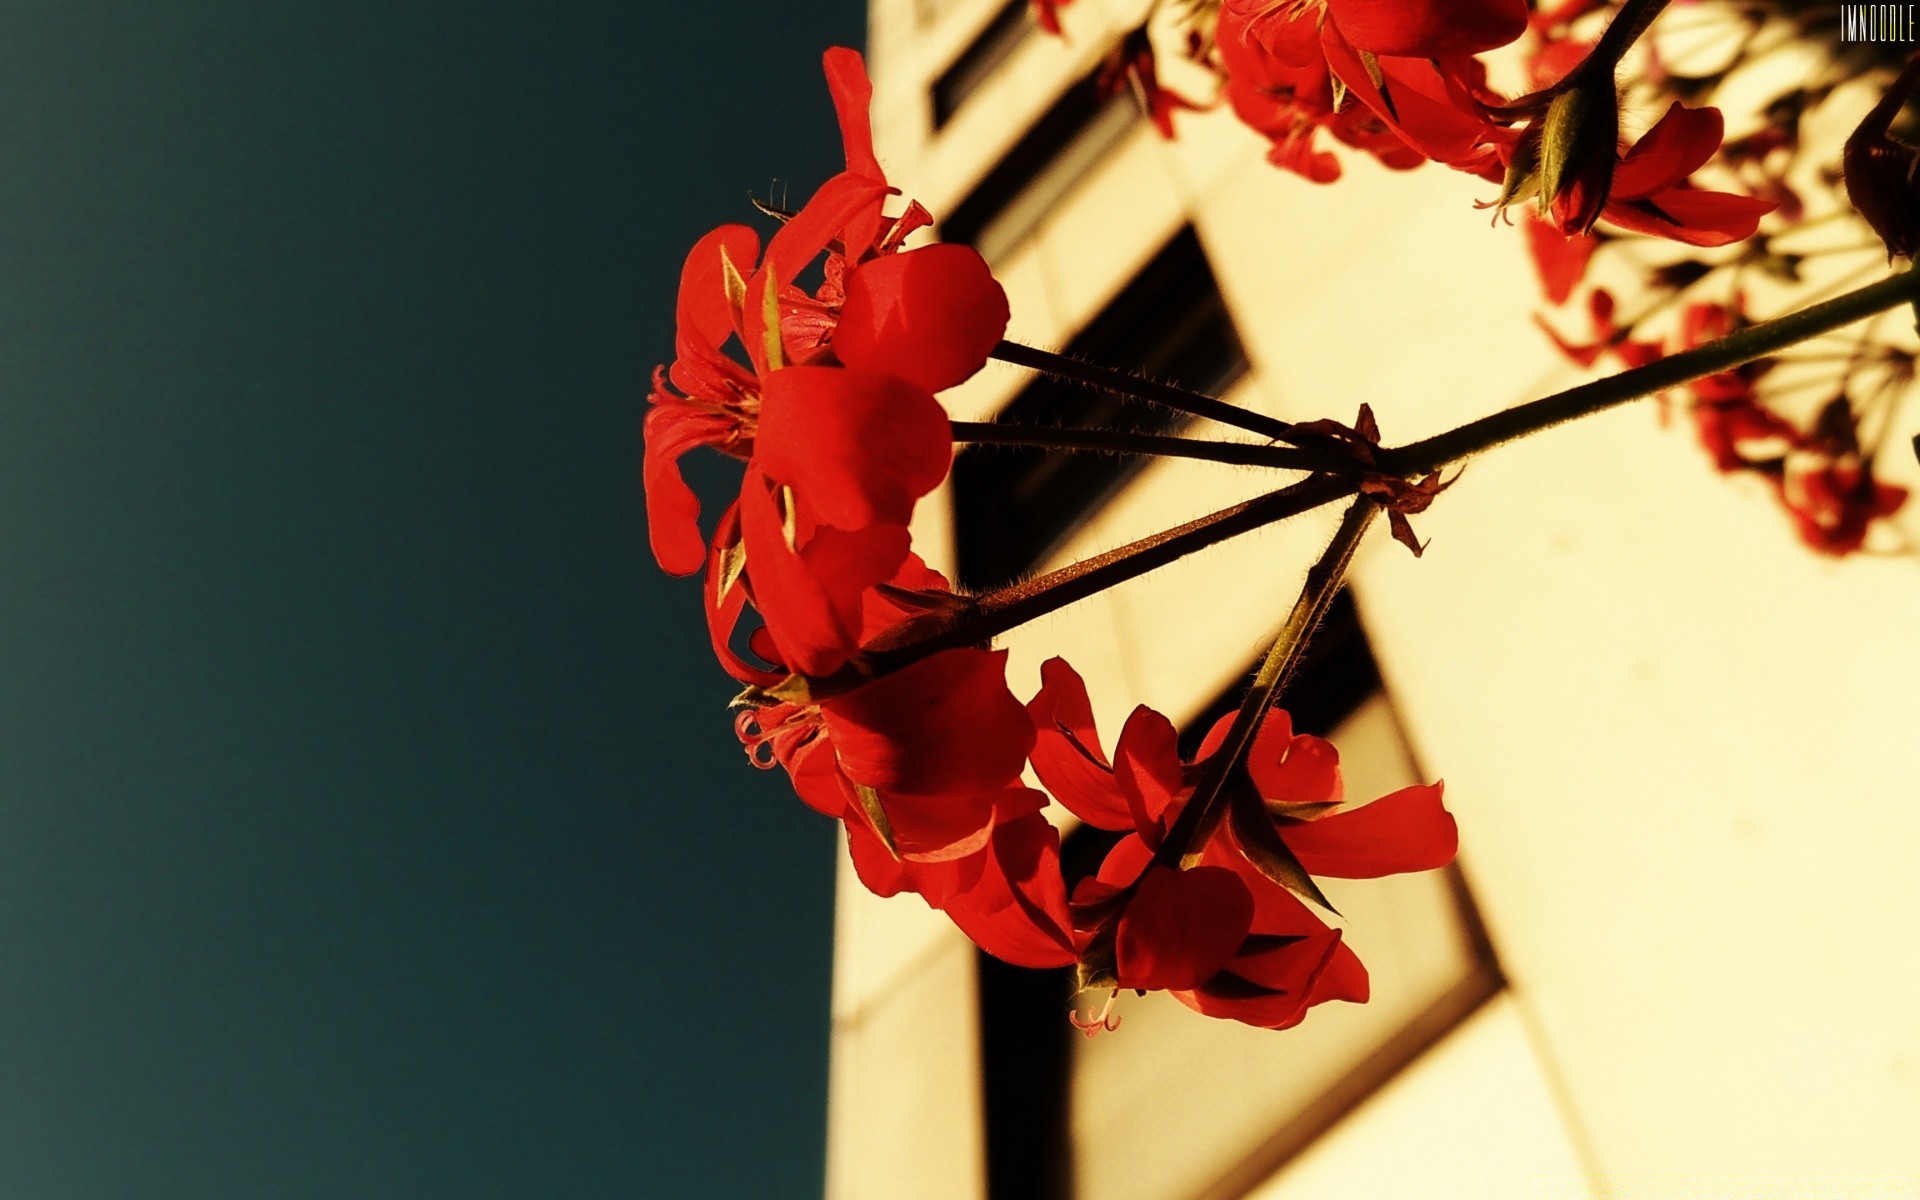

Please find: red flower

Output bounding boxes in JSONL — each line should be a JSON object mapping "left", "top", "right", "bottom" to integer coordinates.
{"left": 1781, "top": 461, "right": 1907, "bottom": 556}
{"left": 746, "top": 49, "right": 1010, "bottom": 389}
{"left": 737, "top": 647, "right": 1046, "bottom": 915}
{"left": 731, "top": 364, "right": 951, "bottom": 677}
{"left": 1173, "top": 838, "right": 1372, "bottom": 1030}
{"left": 1215, "top": 2, "right": 1427, "bottom": 182}
{"left": 644, "top": 225, "right": 765, "bottom": 576}
{"left": 647, "top": 48, "right": 1022, "bottom": 673}
{"left": 1029, "top": 658, "right": 1456, "bottom": 1028}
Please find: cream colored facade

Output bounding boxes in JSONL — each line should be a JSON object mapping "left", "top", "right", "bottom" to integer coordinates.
{"left": 827, "top": 2, "right": 1920, "bottom": 1197}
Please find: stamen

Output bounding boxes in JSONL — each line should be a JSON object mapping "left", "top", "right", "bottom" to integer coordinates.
{"left": 1068, "top": 989, "right": 1124, "bottom": 1038}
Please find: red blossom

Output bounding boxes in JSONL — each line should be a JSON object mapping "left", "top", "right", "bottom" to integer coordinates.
{"left": 737, "top": 647, "right": 1048, "bottom": 919}
{"left": 1028, "top": 659, "right": 1456, "bottom": 1028}
{"left": 1781, "top": 461, "right": 1908, "bottom": 556}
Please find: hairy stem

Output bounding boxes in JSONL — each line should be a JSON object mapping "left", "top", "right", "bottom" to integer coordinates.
{"left": 1156, "top": 497, "right": 1378, "bottom": 873}
{"left": 857, "top": 474, "right": 1358, "bottom": 676}
{"left": 990, "top": 339, "right": 1310, "bottom": 447}
{"left": 1384, "top": 269, "right": 1920, "bottom": 474}
{"left": 950, "top": 421, "right": 1357, "bottom": 473}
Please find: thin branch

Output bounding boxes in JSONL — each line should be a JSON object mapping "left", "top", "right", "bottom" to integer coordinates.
{"left": 990, "top": 340, "right": 1311, "bottom": 447}
{"left": 950, "top": 421, "right": 1357, "bottom": 473}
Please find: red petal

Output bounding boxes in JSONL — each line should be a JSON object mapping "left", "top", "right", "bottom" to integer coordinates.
{"left": 892, "top": 786, "right": 1045, "bottom": 864}
{"left": 675, "top": 224, "right": 761, "bottom": 361}
{"left": 785, "top": 735, "right": 850, "bottom": 818}
{"left": 702, "top": 504, "right": 783, "bottom": 685}
{"left": 755, "top": 365, "right": 952, "bottom": 532}
{"left": 1026, "top": 658, "right": 1134, "bottom": 832}
{"left": 1286, "top": 782, "right": 1458, "bottom": 878}
{"left": 823, "top": 648, "right": 1037, "bottom": 796}
{"left": 1249, "top": 731, "right": 1344, "bottom": 806}
{"left": 1328, "top": 0, "right": 1527, "bottom": 59}
{"left": 823, "top": 47, "right": 885, "bottom": 184}
{"left": 1115, "top": 865, "right": 1254, "bottom": 991}
{"left": 642, "top": 399, "right": 732, "bottom": 577}
{"left": 1612, "top": 104, "right": 1723, "bottom": 200}
{"left": 1112, "top": 705, "right": 1186, "bottom": 839}
{"left": 1602, "top": 187, "right": 1776, "bottom": 247}
{"left": 761, "top": 175, "right": 892, "bottom": 298}
{"left": 740, "top": 472, "right": 908, "bottom": 677}
{"left": 845, "top": 815, "right": 912, "bottom": 898}
{"left": 947, "top": 813, "right": 1076, "bottom": 967}
{"left": 1524, "top": 214, "right": 1598, "bottom": 306}
{"left": 834, "top": 246, "right": 1011, "bottom": 393}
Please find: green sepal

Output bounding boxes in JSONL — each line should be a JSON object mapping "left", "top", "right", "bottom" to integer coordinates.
{"left": 1226, "top": 776, "right": 1337, "bottom": 914}
{"left": 718, "top": 245, "right": 749, "bottom": 325}
{"left": 853, "top": 783, "right": 900, "bottom": 860}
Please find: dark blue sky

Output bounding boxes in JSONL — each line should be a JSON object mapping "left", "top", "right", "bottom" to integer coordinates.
{"left": 0, "top": 3, "right": 866, "bottom": 1195}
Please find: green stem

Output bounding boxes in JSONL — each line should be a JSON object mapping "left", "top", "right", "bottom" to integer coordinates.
{"left": 949, "top": 421, "right": 1357, "bottom": 474}
{"left": 1384, "top": 269, "right": 1920, "bottom": 475}
{"left": 1155, "top": 497, "right": 1378, "bottom": 874}
{"left": 990, "top": 339, "right": 1311, "bottom": 448}
{"left": 1587, "top": 0, "right": 1673, "bottom": 71}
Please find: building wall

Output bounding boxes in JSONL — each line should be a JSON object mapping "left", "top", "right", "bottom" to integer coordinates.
{"left": 828, "top": 2, "right": 1920, "bottom": 1196}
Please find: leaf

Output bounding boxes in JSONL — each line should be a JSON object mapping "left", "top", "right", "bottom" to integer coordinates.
{"left": 1227, "top": 777, "right": 1337, "bottom": 913}
{"left": 852, "top": 783, "right": 899, "bottom": 860}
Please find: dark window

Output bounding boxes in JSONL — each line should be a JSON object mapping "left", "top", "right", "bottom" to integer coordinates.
{"left": 941, "top": 71, "right": 1139, "bottom": 259}
{"left": 977, "top": 954, "right": 1076, "bottom": 1200}
{"left": 932, "top": 0, "right": 1034, "bottom": 129}
{"left": 950, "top": 226, "right": 1248, "bottom": 592}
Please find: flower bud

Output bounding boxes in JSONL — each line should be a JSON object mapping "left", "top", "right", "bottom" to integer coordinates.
{"left": 1843, "top": 56, "right": 1920, "bottom": 262}
{"left": 1537, "top": 73, "right": 1621, "bottom": 233}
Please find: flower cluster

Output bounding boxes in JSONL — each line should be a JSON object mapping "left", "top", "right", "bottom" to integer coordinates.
{"left": 645, "top": 49, "right": 1460, "bottom": 1032}
{"left": 1542, "top": 288, "right": 1910, "bottom": 555}
{"left": 1518, "top": 27, "right": 1917, "bottom": 556}
{"left": 1042, "top": 0, "right": 1775, "bottom": 246}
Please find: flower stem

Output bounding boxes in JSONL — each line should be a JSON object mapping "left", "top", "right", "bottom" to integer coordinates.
{"left": 990, "top": 339, "right": 1310, "bottom": 447}
{"left": 1156, "top": 497, "right": 1378, "bottom": 876}
{"left": 1588, "top": 0, "right": 1673, "bottom": 71}
{"left": 949, "top": 421, "right": 1357, "bottom": 473}
{"left": 857, "top": 474, "right": 1358, "bottom": 676}
{"left": 1384, "top": 268, "right": 1920, "bottom": 475}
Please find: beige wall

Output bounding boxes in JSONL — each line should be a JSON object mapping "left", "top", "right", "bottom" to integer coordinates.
{"left": 828, "top": 1, "right": 1920, "bottom": 1196}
